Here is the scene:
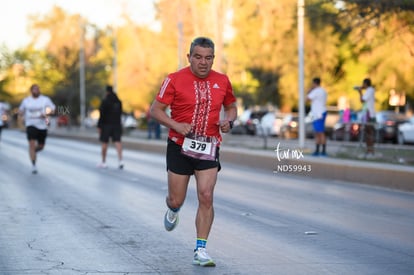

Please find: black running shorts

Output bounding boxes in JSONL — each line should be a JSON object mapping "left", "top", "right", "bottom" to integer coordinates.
{"left": 100, "top": 124, "right": 122, "bottom": 143}
{"left": 166, "top": 139, "right": 221, "bottom": 175}
{"left": 26, "top": 126, "right": 48, "bottom": 145}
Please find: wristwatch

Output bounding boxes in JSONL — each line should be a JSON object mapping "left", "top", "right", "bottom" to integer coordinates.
{"left": 229, "top": 120, "right": 234, "bottom": 129}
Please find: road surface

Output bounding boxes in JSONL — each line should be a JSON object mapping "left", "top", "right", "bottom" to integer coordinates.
{"left": 1, "top": 129, "right": 413, "bottom": 274}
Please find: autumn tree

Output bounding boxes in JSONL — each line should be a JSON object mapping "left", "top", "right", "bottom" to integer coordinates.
{"left": 31, "top": 7, "right": 113, "bottom": 121}
{"left": 1, "top": 0, "right": 414, "bottom": 119}
{"left": 308, "top": 0, "right": 414, "bottom": 111}
{"left": 228, "top": 0, "right": 342, "bottom": 111}
{"left": 114, "top": 21, "right": 170, "bottom": 113}
{"left": 0, "top": 47, "right": 27, "bottom": 103}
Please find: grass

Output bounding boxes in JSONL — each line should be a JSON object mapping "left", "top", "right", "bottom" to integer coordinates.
{"left": 333, "top": 143, "right": 414, "bottom": 166}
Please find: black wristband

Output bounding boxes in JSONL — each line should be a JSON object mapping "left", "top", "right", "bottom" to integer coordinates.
{"left": 229, "top": 120, "right": 234, "bottom": 129}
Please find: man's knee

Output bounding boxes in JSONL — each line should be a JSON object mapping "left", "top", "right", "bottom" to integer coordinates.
{"left": 197, "top": 188, "right": 214, "bottom": 208}
{"left": 35, "top": 144, "right": 45, "bottom": 152}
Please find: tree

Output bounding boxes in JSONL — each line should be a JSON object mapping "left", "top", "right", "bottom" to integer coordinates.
{"left": 114, "top": 21, "right": 170, "bottom": 113}
{"left": 330, "top": 0, "right": 414, "bottom": 110}
{"left": 228, "top": 0, "right": 343, "bottom": 111}
{"left": 26, "top": 6, "right": 111, "bottom": 122}
{"left": 1, "top": 0, "right": 413, "bottom": 118}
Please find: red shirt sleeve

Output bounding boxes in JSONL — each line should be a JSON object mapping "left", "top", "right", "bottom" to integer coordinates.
{"left": 156, "top": 76, "right": 174, "bottom": 105}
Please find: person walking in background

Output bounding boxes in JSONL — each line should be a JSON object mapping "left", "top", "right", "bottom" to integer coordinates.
{"left": 19, "top": 84, "right": 56, "bottom": 174}
{"left": 150, "top": 37, "right": 237, "bottom": 267}
{"left": 307, "top": 77, "right": 328, "bottom": 156}
{"left": 146, "top": 108, "right": 161, "bottom": 139}
{"left": 355, "top": 78, "right": 376, "bottom": 158}
{"left": 97, "top": 85, "right": 124, "bottom": 169}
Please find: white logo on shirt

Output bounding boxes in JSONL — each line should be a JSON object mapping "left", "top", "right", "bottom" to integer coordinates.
{"left": 213, "top": 83, "right": 220, "bottom": 89}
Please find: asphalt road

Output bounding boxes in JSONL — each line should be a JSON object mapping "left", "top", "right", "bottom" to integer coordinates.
{"left": 1, "top": 130, "right": 414, "bottom": 274}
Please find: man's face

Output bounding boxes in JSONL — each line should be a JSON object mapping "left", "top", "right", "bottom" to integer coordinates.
{"left": 188, "top": 45, "right": 214, "bottom": 79}
{"left": 31, "top": 85, "right": 40, "bottom": 98}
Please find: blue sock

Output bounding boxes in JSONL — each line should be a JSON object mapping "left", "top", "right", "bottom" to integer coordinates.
{"left": 195, "top": 238, "right": 207, "bottom": 251}
{"left": 168, "top": 207, "right": 180, "bottom": 212}
{"left": 166, "top": 202, "right": 180, "bottom": 212}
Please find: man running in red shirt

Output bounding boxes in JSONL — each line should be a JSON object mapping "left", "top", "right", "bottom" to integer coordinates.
{"left": 150, "top": 37, "right": 237, "bottom": 267}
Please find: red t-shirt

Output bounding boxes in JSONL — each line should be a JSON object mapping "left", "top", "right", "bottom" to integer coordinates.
{"left": 156, "top": 67, "right": 236, "bottom": 145}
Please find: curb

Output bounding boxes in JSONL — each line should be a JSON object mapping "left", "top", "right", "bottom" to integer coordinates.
{"left": 49, "top": 130, "right": 414, "bottom": 192}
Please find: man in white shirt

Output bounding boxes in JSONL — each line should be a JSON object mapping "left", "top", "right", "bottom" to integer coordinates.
{"left": 307, "top": 77, "right": 328, "bottom": 156}
{"left": 356, "top": 78, "right": 376, "bottom": 156}
{"left": 19, "top": 84, "right": 56, "bottom": 174}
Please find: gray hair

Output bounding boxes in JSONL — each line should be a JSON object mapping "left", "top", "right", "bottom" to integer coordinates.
{"left": 189, "top": 37, "right": 215, "bottom": 55}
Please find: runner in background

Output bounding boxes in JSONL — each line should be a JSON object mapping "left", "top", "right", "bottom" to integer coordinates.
{"left": 19, "top": 84, "right": 56, "bottom": 174}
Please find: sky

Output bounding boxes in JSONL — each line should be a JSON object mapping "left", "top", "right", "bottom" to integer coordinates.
{"left": 1, "top": 0, "right": 157, "bottom": 50}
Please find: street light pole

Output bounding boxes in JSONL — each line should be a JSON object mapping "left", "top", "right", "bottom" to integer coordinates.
{"left": 177, "top": 21, "right": 183, "bottom": 69}
{"left": 112, "top": 28, "right": 118, "bottom": 93}
{"left": 298, "top": 0, "right": 305, "bottom": 148}
{"left": 79, "top": 20, "right": 86, "bottom": 129}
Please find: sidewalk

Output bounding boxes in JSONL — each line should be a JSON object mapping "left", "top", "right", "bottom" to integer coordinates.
{"left": 48, "top": 127, "right": 414, "bottom": 192}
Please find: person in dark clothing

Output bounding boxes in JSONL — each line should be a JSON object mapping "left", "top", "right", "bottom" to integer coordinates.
{"left": 97, "top": 85, "right": 124, "bottom": 169}
{"left": 146, "top": 108, "right": 161, "bottom": 139}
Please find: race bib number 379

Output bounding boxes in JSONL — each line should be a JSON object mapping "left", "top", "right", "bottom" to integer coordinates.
{"left": 181, "top": 135, "right": 218, "bottom": 161}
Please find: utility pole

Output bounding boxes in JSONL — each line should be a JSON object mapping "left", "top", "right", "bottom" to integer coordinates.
{"left": 177, "top": 21, "right": 183, "bottom": 69}
{"left": 112, "top": 27, "right": 118, "bottom": 93}
{"left": 298, "top": 0, "right": 305, "bottom": 148}
{"left": 79, "top": 20, "right": 86, "bottom": 129}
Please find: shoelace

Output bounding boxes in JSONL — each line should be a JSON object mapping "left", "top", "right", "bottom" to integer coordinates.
{"left": 195, "top": 248, "right": 210, "bottom": 259}
{"left": 167, "top": 210, "right": 177, "bottom": 222}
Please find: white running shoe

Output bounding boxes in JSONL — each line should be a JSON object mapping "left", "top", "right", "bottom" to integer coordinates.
{"left": 97, "top": 163, "right": 108, "bottom": 169}
{"left": 164, "top": 209, "right": 179, "bottom": 231}
{"left": 193, "top": 248, "right": 216, "bottom": 267}
{"left": 32, "top": 165, "right": 38, "bottom": 174}
{"left": 119, "top": 162, "right": 124, "bottom": 170}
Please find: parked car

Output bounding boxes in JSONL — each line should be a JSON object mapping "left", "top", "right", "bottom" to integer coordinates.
{"left": 84, "top": 110, "right": 100, "bottom": 128}
{"left": 231, "top": 109, "right": 268, "bottom": 135}
{"left": 278, "top": 112, "right": 326, "bottom": 139}
{"left": 122, "top": 114, "right": 138, "bottom": 129}
{"left": 256, "top": 112, "right": 285, "bottom": 137}
{"left": 332, "top": 121, "right": 362, "bottom": 141}
{"left": 398, "top": 116, "right": 414, "bottom": 145}
{"left": 230, "top": 109, "right": 252, "bottom": 135}
{"left": 280, "top": 114, "right": 299, "bottom": 139}
{"left": 57, "top": 115, "right": 69, "bottom": 127}
{"left": 331, "top": 110, "right": 361, "bottom": 141}
{"left": 375, "top": 111, "right": 408, "bottom": 143}
{"left": 245, "top": 110, "right": 268, "bottom": 135}
{"left": 332, "top": 110, "right": 408, "bottom": 143}
{"left": 230, "top": 119, "right": 248, "bottom": 135}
